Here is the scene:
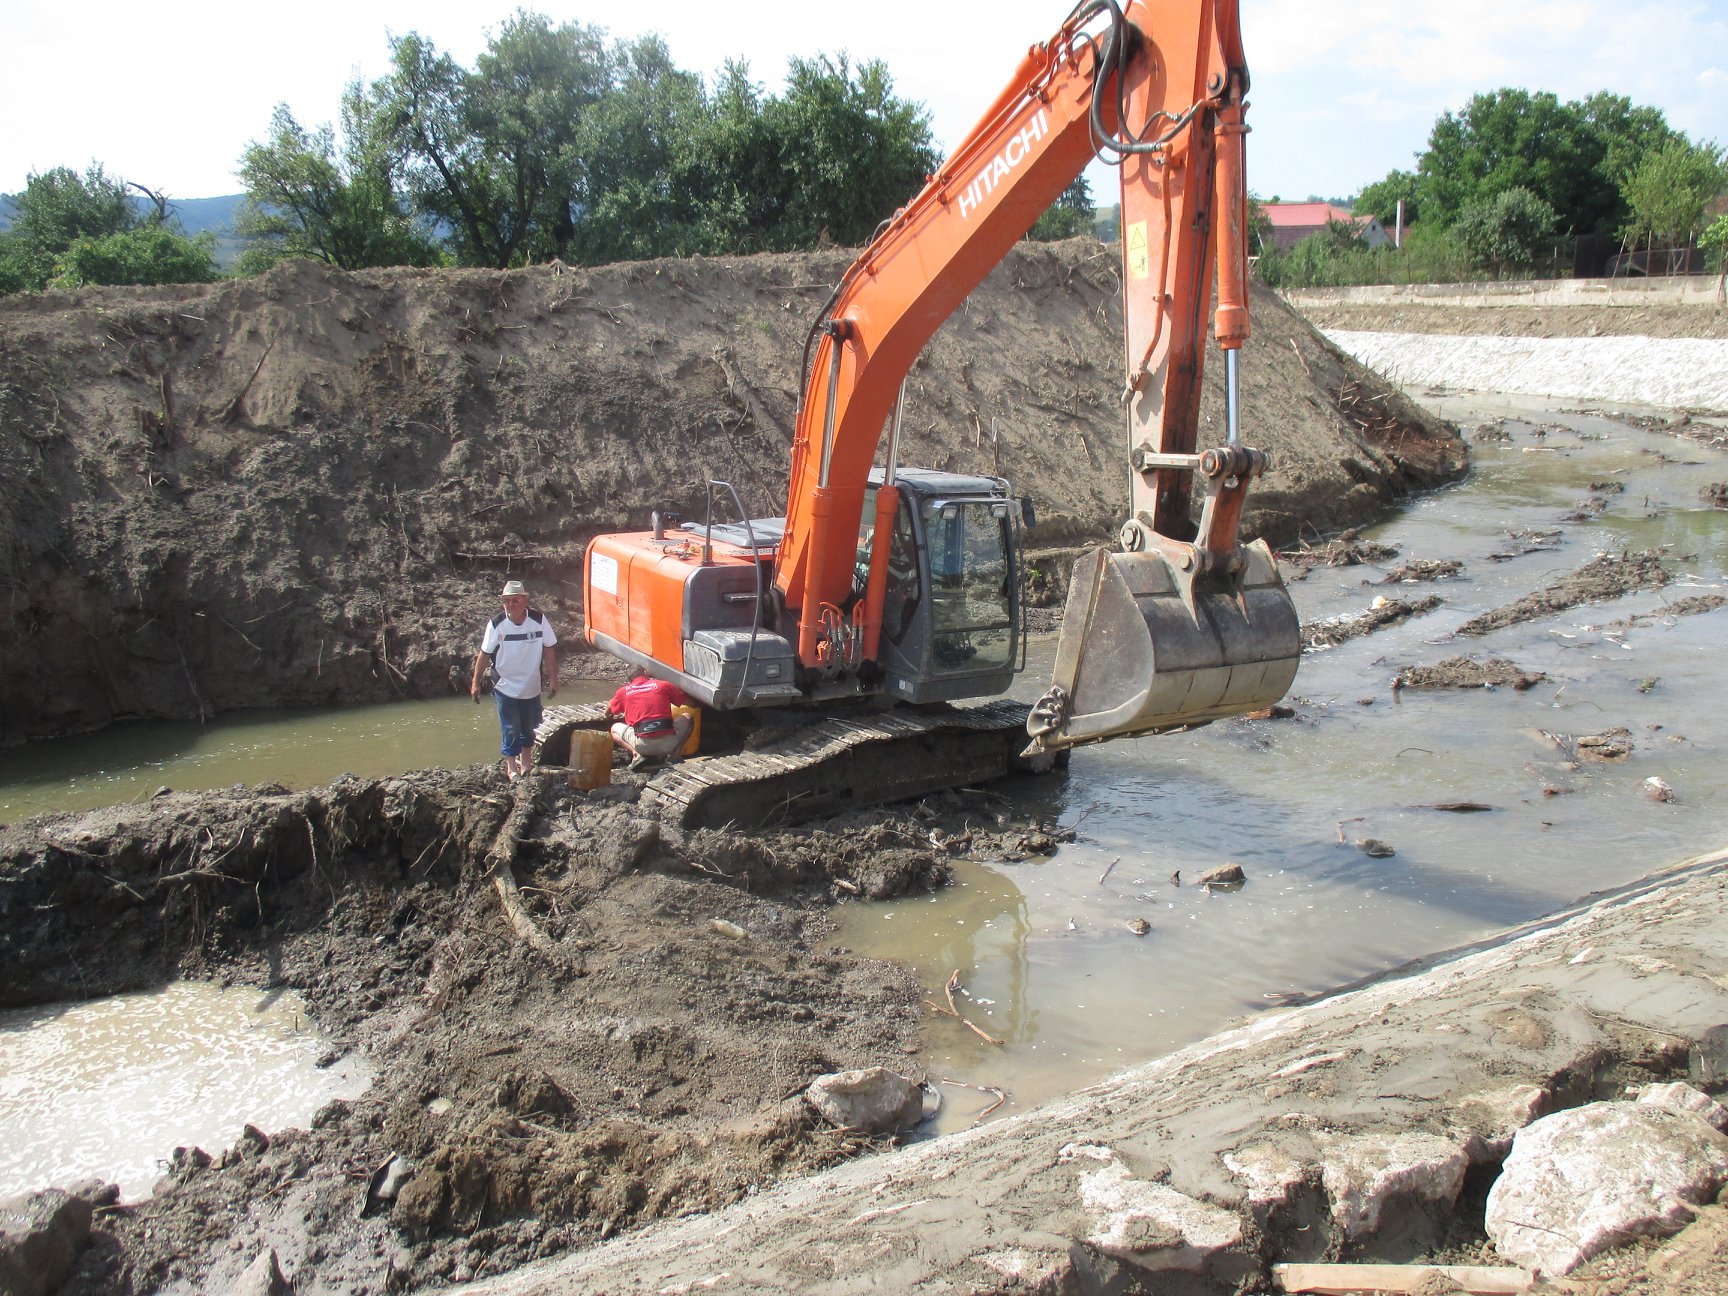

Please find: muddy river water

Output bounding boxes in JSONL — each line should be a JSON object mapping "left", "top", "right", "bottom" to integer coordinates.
{"left": 3, "top": 396, "right": 1725, "bottom": 1176}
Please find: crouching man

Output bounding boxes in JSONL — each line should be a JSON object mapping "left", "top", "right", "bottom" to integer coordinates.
{"left": 608, "top": 667, "right": 693, "bottom": 771}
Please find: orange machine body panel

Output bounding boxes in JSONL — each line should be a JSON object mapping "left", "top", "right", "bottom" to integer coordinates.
{"left": 583, "top": 530, "right": 771, "bottom": 670}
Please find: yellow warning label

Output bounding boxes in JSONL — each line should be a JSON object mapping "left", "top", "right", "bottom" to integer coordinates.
{"left": 1126, "top": 220, "right": 1149, "bottom": 280}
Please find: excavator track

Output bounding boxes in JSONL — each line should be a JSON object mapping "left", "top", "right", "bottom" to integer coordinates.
{"left": 534, "top": 699, "right": 1041, "bottom": 829}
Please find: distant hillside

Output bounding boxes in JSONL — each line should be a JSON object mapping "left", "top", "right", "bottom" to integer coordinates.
{"left": 0, "top": 192, "right": 245, "bottom": 267}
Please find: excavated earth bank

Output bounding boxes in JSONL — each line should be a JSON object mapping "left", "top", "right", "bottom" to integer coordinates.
{"left": 0, "top": 242, "right": 1462, "bottom": 743}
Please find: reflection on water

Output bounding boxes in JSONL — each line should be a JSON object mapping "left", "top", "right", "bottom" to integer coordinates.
{"left": 0, "top": 683, "right": 614, "bottom": 823}
{"left": 0, "top": 983, "right": 373, "bottom": 1200}
{"left": 845, "top": 398, "right": 1728, "bottom": 1132}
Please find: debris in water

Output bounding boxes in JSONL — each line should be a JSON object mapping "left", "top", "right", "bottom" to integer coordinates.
{"left": 1304, "top": 595, "right": 1442, "bottom": 651}
{"left": 1412, "top": 802, "right": 1495, "bottom": 813}
{"left": 1393, "top": 657, "right": 1547, "bottom": 691}
{"left": 1126, "top": 918, "right": 1151, "bottom": 936}
{"left": 1456, "top": 551, "right": 1672, "bottom": 637}
{"left": 1643, "top": 777, "right": 1676, "bottom": 803}
{"left": 1356, "top": 839, "right": 1396, "bottom": 859}
{"left": 1195, "top": 864, "right": 1246, "bottom": 888}
{"left": 1575, "top": 732, "right": 1633, "bottom": 762}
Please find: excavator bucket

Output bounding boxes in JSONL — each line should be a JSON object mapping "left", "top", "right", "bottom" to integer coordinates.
{"left": 1024, "top": 540, "right": 1299, "bottom": 755}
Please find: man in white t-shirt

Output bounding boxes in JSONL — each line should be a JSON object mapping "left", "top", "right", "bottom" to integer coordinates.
{"left": 470, "top": 580, "right": 559, "bottom": 781}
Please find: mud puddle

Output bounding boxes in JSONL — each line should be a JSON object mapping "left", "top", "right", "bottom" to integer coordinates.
{"left": 0, "top": 982, "right": 372, "bottom": 1200}
{"left": 842, "top": 396, "right": 1728, "bottom": 1133}
{"left": 0, "top": 685, "right": 613, "bottom": 824}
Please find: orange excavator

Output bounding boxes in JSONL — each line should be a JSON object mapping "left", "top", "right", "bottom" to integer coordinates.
{"left": 551, "top": 0, "right": 1300, "bottom": 825}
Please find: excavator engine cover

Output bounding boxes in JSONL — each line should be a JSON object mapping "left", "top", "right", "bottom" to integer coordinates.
{"left": 1025, "top": 540, "right": 1299, "bottom": 754}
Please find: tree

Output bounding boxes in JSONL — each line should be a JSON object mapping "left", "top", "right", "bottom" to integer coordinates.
{"left": 1353, "top": 169, "right": 1419, "bottom": 229}
{"left": 1028, "top": 176, "right": 1094, "bottom": 241}
{"left": 373, "top": 20, "right": 595, "bottom": 269}
{"left": 237, "top": 85, "right": 443, "bottom": 273}
{"left": 1416, "top": 90, "right": 1615, "bottom": 235}
{"left": 1455, "top": 186, "right": 1557, "bottom": 276}
{"left": 764, "top": 54, "right": 936, "bottom": 249}
{"left": 564, "top": 35, "right": 711, "bottom": 264}
{"left": 1577, "top": 92, "right": 1680, "bottom": 192}
{"left": 0, "top": 164, "right": 214, "bottom": 293}
{"left": 1620, "top": 138, "right": 1728, "bottom": 250}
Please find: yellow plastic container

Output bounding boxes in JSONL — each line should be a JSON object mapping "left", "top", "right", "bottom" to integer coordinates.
{"left": 671, "top": 704, "right": 701, "bottom": 757}
{"left": 568, "top": 729, "right": 612, "bottom": 790}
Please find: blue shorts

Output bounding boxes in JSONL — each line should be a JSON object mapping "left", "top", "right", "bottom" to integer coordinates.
{"left": 495, "top": 692, "right": 544, "bottom": 758}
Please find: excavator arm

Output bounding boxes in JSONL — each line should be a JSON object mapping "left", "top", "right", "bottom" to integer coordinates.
{"left": 774, "top": 0, "right": 1298, "bottom": 751}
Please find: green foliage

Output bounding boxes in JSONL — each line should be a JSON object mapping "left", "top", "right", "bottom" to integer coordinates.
{"left": 1700, "top": 214, "right": 1728, "bottom": 274}
{"left": 48, "top": 226, "right": 219, "bottom": 289}
{"left": 237, "top": 84, "right": 443, "bottom": 273}
{"left": 1620, "top": 138, "right": 1728, "bottom": 247}
{"left": 351, "top": 14, "right": 936, "bottom": 269}
{"left": 1353, "top": 169, "right": 1419, "bottom": 227}
{"left": 1255, "top": 222, "right": 1470, "bottom": 289}
{"left": 763, "top": 54, "right": 935, "bottom": 249}
{"left": 1028, "top": 176, "right": 1093, "bottom": 242}
{"left": 1577, "top": 92, "right": 1680, "bottom": 191}
{"left": 1, "top": 164, "right": 213, "bottom": 293}
{"left": 1417, "top": 89, "right": 1620, "bottom": 235}
{"left": 1454, "top": 186, "right": 1558, "bottom": 276}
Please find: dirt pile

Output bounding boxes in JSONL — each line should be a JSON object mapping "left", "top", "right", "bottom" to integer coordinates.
{"left": 0, "top": 244, "right": 1463, "bottom": 742}
{"left": 0, "top": 766, "right": 1062, "bottom": 1292}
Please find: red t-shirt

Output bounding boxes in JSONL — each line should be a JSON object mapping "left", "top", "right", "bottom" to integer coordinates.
{"left": 609, "top": 676, "right": 688, "bottom": 734}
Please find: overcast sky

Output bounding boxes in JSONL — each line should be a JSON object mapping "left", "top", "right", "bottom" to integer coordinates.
{"left": 5, "top": 0, "right": 1724, "bottom": 208}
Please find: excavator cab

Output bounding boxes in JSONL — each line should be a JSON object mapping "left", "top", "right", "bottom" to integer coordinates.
{"left": 862, "top": 468, "right": 1026, "bottom": 706}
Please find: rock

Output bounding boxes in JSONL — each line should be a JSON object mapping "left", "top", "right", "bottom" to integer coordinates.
{"left": 805, "top": 1067, "right": 924, "bottom": 1134}
{"left": 1223, "top": 1143, "right": 1308, "bottom": 1216}
{"left": 1126, "top": 918, "right": 1151, "bottom": 936}
{"left": 1195, "top": 864, "right": 1246, "bottom": 887}
{"left": 1074, "top": 1153, "right": 1244, "bottom": 1273}
{"left": 1447, "top": 1084, "right": 1550, "bottom": 1162}
{"left": 1643, "top": 776, "right": 1675, "bottom": 802}
{"left": 1638, "top": 1082, "right": 1728, "bottom": 1132}
{"left": 1356, "top": 838, "right": 1396, "bottom": 858}
{"left": 1485, "top": 1102, "right": 1728, "bottom": 1276}
{"left": 1576, "top": 733, "right": 1633, "bottom": 761}
{"left": 366, "top": 1154, "right": 417, "bottom": 1214}
{"left": 1317, "top": 1132, "right": 1468, "bottom": 1243}
{"left": 0, "top": 1189, "right": 95, "bottom": 1296}
{"left": 230, "top": 1246, "right": 291, "bottom": 1296}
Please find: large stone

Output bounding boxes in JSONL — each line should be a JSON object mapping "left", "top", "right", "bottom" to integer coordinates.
{"left": 230, "top": 1247, "right": 292, "bottom": 1296}
{"left": 1637, "top": 1082, "right": 1728, "bottom": 1131}
{"left": 1317, "top": 1132, "right": 1468, "bottom": 1242}
{"left": 804, "top": 1068, "right": 923, "bottom": 1134}
{"left": 0, "top": 1189, "right": 95, "bottom": 1296}
{"left": 1485, "top": 1102, "right": 1728, "bottom": 1276}
{"left": 1447, "top": 1084, "right": 1550, "bottom": 1162}
{"left": 1067, "top": 1148, "right": 1244, "bottom": 1273}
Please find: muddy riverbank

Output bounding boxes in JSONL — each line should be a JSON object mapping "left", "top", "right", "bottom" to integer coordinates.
{"left": 0, "top": 242, "right": 1460, "bottom": 743}
{"left": 2, "top": 766, "right": 1053, "bottom": 1292}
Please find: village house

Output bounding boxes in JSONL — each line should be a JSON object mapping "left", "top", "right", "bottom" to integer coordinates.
{"left": 1261, "top": 202, "right": 1393, "bottom": 251}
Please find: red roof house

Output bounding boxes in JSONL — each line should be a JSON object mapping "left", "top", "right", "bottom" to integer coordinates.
{"left": 1261, "top": 202, "right": 1392, "bottom": 251}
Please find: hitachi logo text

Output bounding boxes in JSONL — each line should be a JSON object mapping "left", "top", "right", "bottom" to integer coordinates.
{"left": 956, "top": 110, "right": 1050, "bottom": 219}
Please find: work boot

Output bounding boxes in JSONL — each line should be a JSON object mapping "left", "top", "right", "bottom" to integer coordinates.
{"left": 629, "top": 753, "right": 649, "bottom": 772}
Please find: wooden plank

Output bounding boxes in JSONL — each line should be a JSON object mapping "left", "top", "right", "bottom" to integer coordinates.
{"left": 1273, "top": 1262, "right": 1534, "bottom": 1295}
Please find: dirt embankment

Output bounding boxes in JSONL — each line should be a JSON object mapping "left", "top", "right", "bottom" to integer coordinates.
{"left": 0, "top": 244, "right": 1462, "bottom": 743}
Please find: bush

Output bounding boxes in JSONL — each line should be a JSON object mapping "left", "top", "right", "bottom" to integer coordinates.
{"left": 49, "top": 226, "right": 219, "bottom": 290}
